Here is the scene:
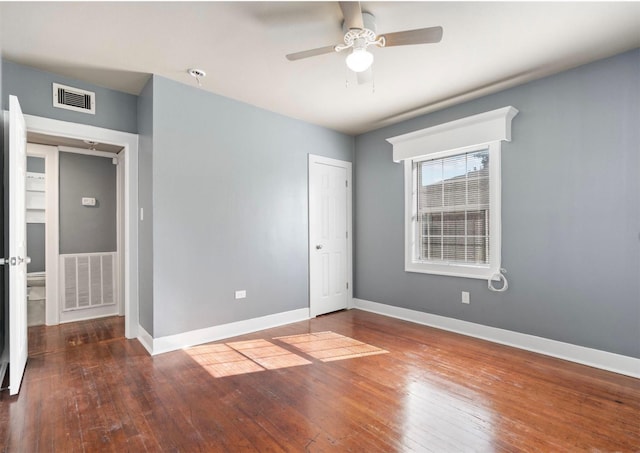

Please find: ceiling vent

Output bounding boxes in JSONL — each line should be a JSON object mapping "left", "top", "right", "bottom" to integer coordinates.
{"left": 52, "top": 83, "right": 95, "bottom": 115}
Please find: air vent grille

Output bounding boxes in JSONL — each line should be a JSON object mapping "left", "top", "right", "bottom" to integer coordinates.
{"left": 52, "top": 83, "right": 96, "bottom": 114}
{"left": 61, "top": 252, "right": 116, "bottom": 312}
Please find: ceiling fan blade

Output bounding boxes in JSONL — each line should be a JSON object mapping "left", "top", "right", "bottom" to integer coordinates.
{"left": 339, "top": 2, "right": 364, "bottom": 30}
{"left": 286, "top": 45, "right": 337, "bottom": 61}
{"left": 357, "top": 68, "right": 373, "bottom": 85}
{"left": 381, "top": 26, "right": 443, "bottom": 47}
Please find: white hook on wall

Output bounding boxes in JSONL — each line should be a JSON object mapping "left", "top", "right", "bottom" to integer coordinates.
{"left": 488, "top": 268, "right": 509, "bottom": 292}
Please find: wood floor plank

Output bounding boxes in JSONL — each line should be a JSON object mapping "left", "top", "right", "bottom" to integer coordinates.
{"left": 1, "top": 310, "right": 639, "bottom": 452}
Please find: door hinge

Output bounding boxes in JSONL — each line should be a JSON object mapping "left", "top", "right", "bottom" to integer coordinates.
{"left": 346, "top": 231, "right": 348, "bottom": 239}
{"left": 345, "top": 180, "right": 348, "bottom": 188}
{"left": 346, "top": 282, "right": 349, "bottom": 290}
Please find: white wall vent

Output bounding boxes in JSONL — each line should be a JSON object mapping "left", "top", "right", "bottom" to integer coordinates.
{"left": 61, "top": 252, "right": 116, "bottom": 311}
{"left": 52, "top": 83, "right": 96, "bottom": 115}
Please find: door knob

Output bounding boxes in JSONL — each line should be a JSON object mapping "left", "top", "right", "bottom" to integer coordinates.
{"left": 315, "top": 244, "right": 323, "bottom": 250}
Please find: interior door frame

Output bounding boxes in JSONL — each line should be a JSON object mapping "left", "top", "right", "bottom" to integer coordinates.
{"left": 308, "top": 154, "right": 353, "bottom": 317}
{"left": 25, "top": 143, "right": 59, "bottom": 326}
{"left": 23, "top": 114, "right": 139, "bottom": 338}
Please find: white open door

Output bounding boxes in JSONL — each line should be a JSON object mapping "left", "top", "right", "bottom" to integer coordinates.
{"left": 7, "top": 95, "right": 29, "bottom": 395}
{"left": 308, "top": 155, "right": 352, "bottom": 317}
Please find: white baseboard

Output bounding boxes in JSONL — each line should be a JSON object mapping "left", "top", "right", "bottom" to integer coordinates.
{"left": 137, "top": 324, "right": 154, "bottom": 355}
{"left": 59, "top": 307, "right": 120, "bottom": 324}
{"left": 139, "top": 308, "right": 310, "bottom": 356}
{"left": 354, "top": 298, "right": 640, "bottom": 379}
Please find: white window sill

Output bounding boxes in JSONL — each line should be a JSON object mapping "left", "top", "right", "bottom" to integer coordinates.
{"left": 405, "top": 262, "right": 500, "bottom": 281}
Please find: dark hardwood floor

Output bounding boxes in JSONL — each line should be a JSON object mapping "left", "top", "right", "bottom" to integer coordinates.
{"left": 1, "top": 310, "right": 638, "bottom": 452}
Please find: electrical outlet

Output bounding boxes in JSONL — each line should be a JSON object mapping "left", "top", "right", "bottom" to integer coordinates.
{"left": 461, "top": 291, "right": 470, "bottom": 304}
{"left": 235, "top": 290, "right": 247, "bottom": 300}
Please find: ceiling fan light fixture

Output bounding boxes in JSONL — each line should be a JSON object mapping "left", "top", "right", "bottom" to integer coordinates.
{"left": 346, "top": 47, "right": 374, "bottom": 73}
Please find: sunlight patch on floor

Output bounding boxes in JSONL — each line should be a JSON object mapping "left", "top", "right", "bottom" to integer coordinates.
{"left": 227, "top": 339, "right": 312, "bottom": 370}
{"left": 187, "top": 343, "right": 265, "bottom": 378}
{"left": 186, "top": 332, "right": 387, "bottom": 377}
{"left": 275, "top": 331, "right": 389, "bottom": 362}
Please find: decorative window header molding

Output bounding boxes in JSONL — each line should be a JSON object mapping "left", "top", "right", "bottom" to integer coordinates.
{"left": 387, "top": 106, "right": 519, "bottom": 162}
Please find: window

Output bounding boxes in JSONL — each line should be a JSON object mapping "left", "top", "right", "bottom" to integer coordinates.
{"left": 416, "top": 147, "right": 490, "bottom": 264}
{"left": 387, "top": 107, "right": 518, "bottom": 280}
{"left": 407, "top": 143, "right": 499, "bottom": 278}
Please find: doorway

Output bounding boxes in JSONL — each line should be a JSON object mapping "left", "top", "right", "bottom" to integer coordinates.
{"left": 24, "top": 145, "right": 50, "bottom": 327}
{"left": 308, "top": 155, "right": 353, "bottom": 317}
{"left": 26, "top": 140, "right": 124, "bottom": 325}
{"left": 23, "top": 114, "right": 139, "bottom": 338}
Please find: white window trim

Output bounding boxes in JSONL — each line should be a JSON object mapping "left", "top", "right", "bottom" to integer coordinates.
{"left": 388, "top": 106, "right": 518, "bottom": 281}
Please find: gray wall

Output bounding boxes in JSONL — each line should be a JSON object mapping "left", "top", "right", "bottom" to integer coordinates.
{"left": 59, "top": 152, "right": 117, "bottom": 254}
{"left": 26, "top": 156, "right": 45, "bottom": 273}
{"left": 2, "top": 59, "right": 138, "bottom": 134}
{"left": 354, "top": 49, "right": 640, "bottom": 358}
{"left": 150, "top": 76, "right": 353, "bottom": 338}
{"left": 137, "top": 78, "right": 154, "bottom": 335}
{"left": 26, "top": 224, "right": 45, "bottom": 273}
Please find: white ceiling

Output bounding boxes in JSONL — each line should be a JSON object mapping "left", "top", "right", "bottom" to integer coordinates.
{"left": 1, "top": 2, "right": 639, "bottom": 135}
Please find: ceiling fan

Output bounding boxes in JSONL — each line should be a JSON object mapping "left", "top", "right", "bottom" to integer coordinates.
{"left": 285, "top": 2, "right": 443, "bottom": 83}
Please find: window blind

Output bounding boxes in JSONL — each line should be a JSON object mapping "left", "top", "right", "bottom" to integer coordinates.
{"left": 415, "top": 149, "right": 490, "bottom": 265}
